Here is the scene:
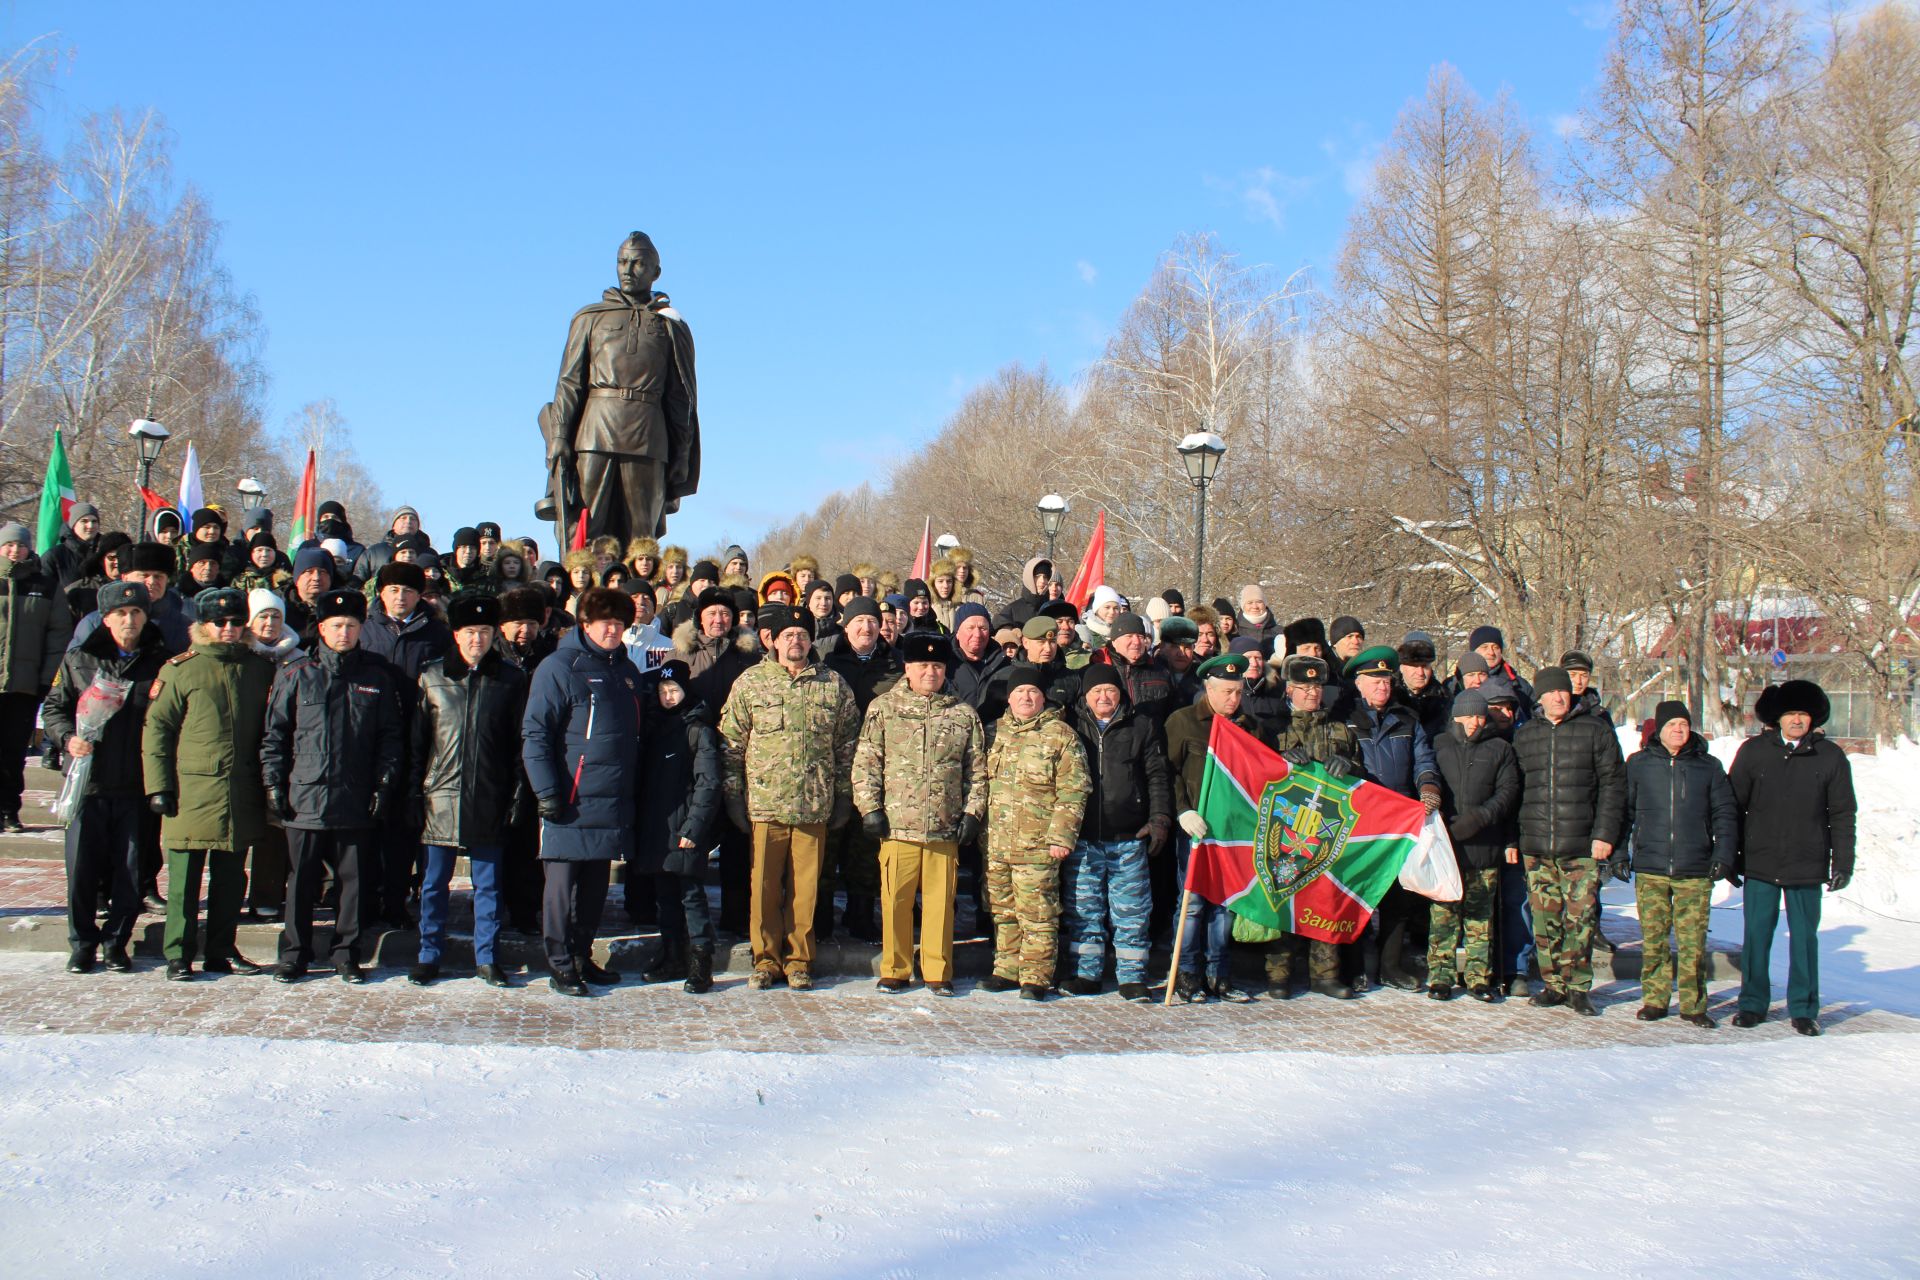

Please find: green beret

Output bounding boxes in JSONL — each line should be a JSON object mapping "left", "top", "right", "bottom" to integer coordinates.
{"left": 1344, "top": 644, "right": 1399, "bottom": 680}
{"left": 1197, "top": 653, "right": 1249, "bottom": 680}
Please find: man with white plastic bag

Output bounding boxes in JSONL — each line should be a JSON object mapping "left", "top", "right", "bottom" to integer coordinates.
{"left": 42, "top": 582, "right": 171, "bottom": 974}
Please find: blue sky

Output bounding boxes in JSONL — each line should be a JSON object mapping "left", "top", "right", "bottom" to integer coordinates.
{"left": 6, "top": 3, "right": 1615, "bottom": 554}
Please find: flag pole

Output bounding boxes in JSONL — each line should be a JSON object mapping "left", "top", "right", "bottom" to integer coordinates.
{"left": 1163, "top": 887, "right": 1193, "bottom": 1007}
{"left": 1165, "top": 714, "right": 1220, "bottom": 1007}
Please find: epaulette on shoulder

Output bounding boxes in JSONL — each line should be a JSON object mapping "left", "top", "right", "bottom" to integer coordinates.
{"left": 166, "top": 651, "right": 198, "bottom": 666}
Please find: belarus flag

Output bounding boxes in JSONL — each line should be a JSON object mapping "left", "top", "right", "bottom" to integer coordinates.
{"left": 1187, "top": 715, "right": 1450, "bottom": 943}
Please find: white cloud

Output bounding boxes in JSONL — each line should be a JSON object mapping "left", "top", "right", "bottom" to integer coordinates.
{"left": 1568, "top": 1, "right": 1614, "bottom": 31}
{"left": 1205, "top": 165, "right": 1316, "bottom": 230}
{"left": 1552, "top": 112, "right": 1581, "bottom": 140}
{"left": 1320, "top": 131, "right": 1384, "bottom": 201}
{"left": 1075, "top": 259, "right": 1098, "bottom": 285}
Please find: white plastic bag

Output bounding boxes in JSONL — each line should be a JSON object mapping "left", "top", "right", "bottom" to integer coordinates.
{"left": 1399, "top": 809, "right": 1464, "bottom": 903}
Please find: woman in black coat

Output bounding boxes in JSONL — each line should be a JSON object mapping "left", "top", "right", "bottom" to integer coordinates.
{"left": 1429, "top": 689, "right": 1521, "bottom": 1000}
{"left": 635, "top": 659, "right": 724, "bottom": 992}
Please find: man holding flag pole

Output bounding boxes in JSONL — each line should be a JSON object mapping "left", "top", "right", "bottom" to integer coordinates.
{"left": 1167, "top": 654, "right": 1458, "bottom": 1007}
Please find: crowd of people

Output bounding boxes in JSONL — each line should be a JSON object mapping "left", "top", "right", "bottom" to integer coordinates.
{"left": 18, "top": 497, "right": 1857, "bottom": 1033}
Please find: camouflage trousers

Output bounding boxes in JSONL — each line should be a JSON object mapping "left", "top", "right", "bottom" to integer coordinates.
{"left": 1636, "top": 873, "right": 1712, "bottom": 1016}
{"left": 1061, "top": 838, "right": 1151, "bottom": 984}
{"left": 987, "top": 856, "right": 1061, "bottom": 988}
{"left": 1263, "top": 937, "right": 1340, "bottom": 985}
{"left": 1524, "top": 855, "right": 1601, "bottom": 994}
{"left": 1427, "top": 867, "right": 1499, "bottom": 989}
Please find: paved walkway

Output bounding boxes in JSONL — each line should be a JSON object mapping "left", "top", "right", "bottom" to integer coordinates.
{"left": 0, "top": 952, "right": 1905, "bottom": 1058}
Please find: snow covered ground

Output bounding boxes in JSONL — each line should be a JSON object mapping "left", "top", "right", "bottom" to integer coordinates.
{"left": 0, "top": 731, "right": 1911, "bottom": 1277}
{"left": 1, "top": 1027, "right": 1915, "bottom": 1277}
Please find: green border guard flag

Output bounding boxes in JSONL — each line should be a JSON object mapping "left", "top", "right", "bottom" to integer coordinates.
{"left": 1185, "top": 713, "right": 1434, "bottom": 943}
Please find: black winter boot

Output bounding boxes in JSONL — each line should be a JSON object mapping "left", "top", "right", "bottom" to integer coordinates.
{"left": 683, "top": 948, "right": 714, "bottom": 993}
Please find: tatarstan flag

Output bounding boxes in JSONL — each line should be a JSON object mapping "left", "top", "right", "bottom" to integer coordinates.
{"left": 1187, "top": 715, "right": 1432, "bottom": 944}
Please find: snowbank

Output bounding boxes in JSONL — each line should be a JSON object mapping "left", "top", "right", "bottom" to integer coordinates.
{"left": 1, "top": 1032, "right": 1916, "bottom": 1277}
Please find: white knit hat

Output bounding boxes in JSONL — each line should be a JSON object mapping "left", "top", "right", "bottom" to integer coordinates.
{"left": 248, "top": 588, "right": 285, "bottom": 621}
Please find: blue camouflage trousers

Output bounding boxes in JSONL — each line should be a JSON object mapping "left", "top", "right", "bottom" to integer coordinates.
{"left": 1062, "top": 838, "right": 1152, "bottom": 984}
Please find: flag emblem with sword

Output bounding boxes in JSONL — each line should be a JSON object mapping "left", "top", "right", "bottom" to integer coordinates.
{"left": 1252, "top": 767, "right": 1360, "bottom": 909}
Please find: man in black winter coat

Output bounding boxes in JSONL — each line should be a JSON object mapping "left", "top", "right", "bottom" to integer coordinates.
{"left": 1623, "top": 701, "right": 1736, "bottom": 1027}
{"left": 1729, "top": 680, "right": 1856, "bottom": 1036}
{"left": 44, "top": 582, "right": 169, "bottom": 973}
{"left": 1429, "top": 689, "right": 1521, "bottom": 1001}
{"left": 1510, "top": 666, "right": 1626, "bottom": 1015}
{"left": 357, "top": 560, "right": 451, "bottom": 927}
{"left": 408, "top": 593, "right": 529, "bottom": 988}
{"left": 262, "top": 588, "right": 405, "bottom": 983}
{"left": 1061, "top": 665, "right": 1171, "bottom": 1000}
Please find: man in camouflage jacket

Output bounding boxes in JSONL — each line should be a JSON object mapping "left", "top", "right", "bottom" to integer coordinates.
{"left": 982, "top": 665, "right": 1089, "bottom": 996}
{"left": 1266, "top": 654, "right": 1364, "bottom": 998}
{"left": 719, "top": 605, "right": 859, "bottom": 989}
{"left": 852, "top": 633, "right": 986, "bottom": 994}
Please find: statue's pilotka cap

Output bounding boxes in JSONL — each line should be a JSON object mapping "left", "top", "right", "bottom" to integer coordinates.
{"left": 1344, "top": 645, "right": 1399, "bottom": 680}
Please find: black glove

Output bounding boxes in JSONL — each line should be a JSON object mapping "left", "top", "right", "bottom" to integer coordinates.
{"left": 861, "top": 809, "right": 890, "bottom": 839}
{"left": 828, "top": 793, "right": 852, "bottom": 831}
{"left": 537, "top": 794, "right": 569, "bottom": 822}
{"left": 956, "top": 813, "right": 982, "bottom": 848}
{"left": 1607, "top": 849, "right": 1631, "bottom": 883}
{"left": 266, "top": 786, "right": 293, "bottom": 822}
{"left": 726, "top": 795, "right": 751, "bottom": 834}
{"left": 1828, "top": 872, "right": 1851, "bottom": 893}
{"left": 1710, "top": 861, "right": 1743, "bottom": 887}
{"left": 147, "top": 791, "right": 177, "bottom": 818}
{"left": 1280, "top": 746, "right": 1311, "bottom": 768}
{"left": 1322, "top": 756, "right": 1351, "bottom": 779}
{"left": 508, "top": 789, "right": 533, "bottom": 830}
{"left": 368, "top": 790, "right": 390, "bottom": 824}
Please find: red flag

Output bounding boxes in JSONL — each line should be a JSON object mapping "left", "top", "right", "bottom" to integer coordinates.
{"left": 909, "top": 516, "right": 932, "bottom": 581}
{"left": 571, "top": 508, "right": 589, "bottom": 552}
{"left": 1065, "top": 509, "right": 1106, "bottom": 611}
{"left": 137, "top": 485, "right": 172, "bottom": 511}
{"left": 290, "top": 450, "right": 317, "bottom": 544}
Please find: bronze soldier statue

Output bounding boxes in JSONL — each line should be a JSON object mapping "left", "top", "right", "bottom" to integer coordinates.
{"left": 536, "top": 232, "right": 701, "bottom": 546}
